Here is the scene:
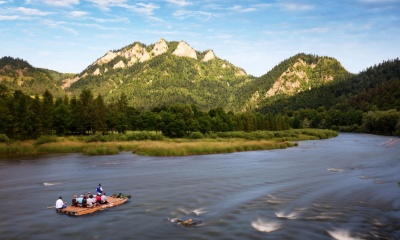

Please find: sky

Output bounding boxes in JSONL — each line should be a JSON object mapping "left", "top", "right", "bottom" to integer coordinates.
{"left": 0, "top": 0, "right": 399, "bottom": 76}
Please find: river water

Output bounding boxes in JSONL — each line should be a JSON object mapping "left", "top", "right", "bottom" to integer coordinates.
{"left": 0, "top": 133, "right": 399, "bottom": 240}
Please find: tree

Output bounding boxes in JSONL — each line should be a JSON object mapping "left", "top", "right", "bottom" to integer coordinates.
{"left": 41, "top": 89, "right": 54, "bottom": 135}
{"left": 53, "top": 100, "right": 72, "bottom": 135}
{"left": 79, "top": 89, "right": 94, "bottom": 134}
{"left": 93, "top": 94, "right": 107, "bottom": 134}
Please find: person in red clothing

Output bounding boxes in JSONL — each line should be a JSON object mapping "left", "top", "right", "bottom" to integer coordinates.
{"left": 96, "top": 193, "right": 101, "bottom": 203}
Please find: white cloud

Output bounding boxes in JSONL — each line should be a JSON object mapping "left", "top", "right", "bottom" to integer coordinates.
{"left": 88, "top": 0, "right": 159, "bottom": 17}
{"left": 173, "top": 9, "right": 216, "bottom": 19}
{"left": 70, "top": 11, "right": 88, "bottom": 17}
{"left": 230, "top": 5, "right": 256, "bottom": 13}
{"left": 42, "top": 19, "right": 79, "bottom": 35}
{"left": 88, "top": 0, "right": 128, "bottom": 10}
{"left": 40, "top": 0, "right": 79, "bottom": 7}
{"left": 165, "top": 0, "right": 192, "bottom": 7}
{"left": 16, "top": 7, "right": 53, "bottom": 16}
{"left": 0, "top": 15, "right": 19, "bottom": 20}
{"left": 88, "top": 16, "right": 129, "bottom": 23}
{"left": 128, "top": 3, "right": 159, "bottom": 16}
{"left": 280, "top": 2, "right": 314, "bottom": 11}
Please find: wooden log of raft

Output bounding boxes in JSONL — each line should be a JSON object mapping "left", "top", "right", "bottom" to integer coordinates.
{"left": 56, "top": 196, "right": 129, "bottom": 216}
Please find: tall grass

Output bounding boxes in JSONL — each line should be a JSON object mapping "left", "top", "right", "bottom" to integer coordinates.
{"left": 0, "top": 129, "right": 336, "bottom": 156}
{"left": 0, "top": 141, "right": 36, "bottom": 154}
{"left": 132, "top": 140, "right": 293, "bottom": 156}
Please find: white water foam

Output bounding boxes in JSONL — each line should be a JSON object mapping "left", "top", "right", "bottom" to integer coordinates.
{"left": 274, "top": 210, "right": 299, "bottom": 219}
{"left": 251, "top": 218, "right": 282, "bottom": 233}
{"left": 266, "top": 194, "right": 285, "bottom": 205}
{"left": 327, "top": 228, "right": 363, "bottom": 240}
{"left": 327, "top": 168, "right": 343, "bottom": 173}
{"left": 43, "top": 182, "right": 60, "bottom": 186}
{"left": 193, "top": 208, "right": 207, "bottom": 216}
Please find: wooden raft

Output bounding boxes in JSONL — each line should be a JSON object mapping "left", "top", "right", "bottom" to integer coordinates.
{"left": 56, "top": 196, "right": 129, "bottom": 216}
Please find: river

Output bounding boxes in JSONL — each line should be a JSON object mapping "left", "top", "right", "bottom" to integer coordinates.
{"left": 0, "top": 133, "right": 399, "bottom": 239}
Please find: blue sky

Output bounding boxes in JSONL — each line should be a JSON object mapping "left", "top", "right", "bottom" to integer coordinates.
{"left": 0, "top": 0, "right": 399, "bottom": 76}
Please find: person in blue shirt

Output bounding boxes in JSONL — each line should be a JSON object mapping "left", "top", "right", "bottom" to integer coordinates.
{"left": 96, "top": 183, "right": 103, "bottom": 195}
{"left": 77, "top": 195, "right": 83, "bottom": 206}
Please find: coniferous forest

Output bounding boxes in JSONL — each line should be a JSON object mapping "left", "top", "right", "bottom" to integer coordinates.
{"left": 0, "top": 87, "right": 291, "bottom": 140}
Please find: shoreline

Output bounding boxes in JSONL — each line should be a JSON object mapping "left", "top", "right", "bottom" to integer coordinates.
{"left": 0, "top": 129, "right": 338, "bottom": 157}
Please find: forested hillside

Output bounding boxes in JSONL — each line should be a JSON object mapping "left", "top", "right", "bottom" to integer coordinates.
{"left": 0, "top": 56, "right": 68, "bottom": 98}
{"left": 259, "top": 59, "right": 400, "bottom": 135}
{"left": 64, "top": 39, "right": 250, "bottom": 111}
{"left": 236, "top": 53, "right": 350, "bottom": 111}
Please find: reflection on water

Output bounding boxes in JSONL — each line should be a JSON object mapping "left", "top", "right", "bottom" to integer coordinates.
{"left": 0, "top": 133, "right": 399, "bottom": 239}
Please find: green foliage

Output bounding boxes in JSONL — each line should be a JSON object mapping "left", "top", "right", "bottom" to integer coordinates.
{"left": 35, "top": 135, "right": 58, "bottom": 146}
{"left": 0, "top": 134, "right": 9, "bottom": 143}
{"left": 125, "top": 131, "right": 164, "bottom": 141}
{"left": 82, "top": 146, "right": 119, "bottom": 155}
{"left": 361, "top": 109, "right": 400, "bottom": 135}
{"left": 187, "top": 131, "right": 204, "bottom": 139}
{"left": 0, "top": 57, "right": 65, "bottom": 98}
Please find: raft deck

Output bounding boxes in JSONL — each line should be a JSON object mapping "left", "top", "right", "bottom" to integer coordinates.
{"left": 56, "top": 196, "right": 129, "bottom": 216}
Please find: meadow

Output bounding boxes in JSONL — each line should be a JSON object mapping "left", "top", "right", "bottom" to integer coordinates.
{"left": 0, "top": 129, "right": 338, "bottom": 156}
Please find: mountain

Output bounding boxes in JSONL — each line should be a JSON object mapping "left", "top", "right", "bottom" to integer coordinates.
{"left": 2, "top": 39, "right": 390, "bottom": 115}
{"left": 235, "top": 53, "right": 350, "bottom": 111}
{"left": 62, "top": 38, "right": 249, "bottom": 110}
{"left": 0, "top": 56, "right": 71, "bottom": 98}
{"left": 259, "top": 58, "right": 400, "bottom": 114}
{"left": 59, "top": 39, "right": 349, "bottom": 111}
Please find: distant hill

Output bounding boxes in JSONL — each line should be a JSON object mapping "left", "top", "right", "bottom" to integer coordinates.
{"left": 0, "top": 56, "right": 70, "bottom": 98}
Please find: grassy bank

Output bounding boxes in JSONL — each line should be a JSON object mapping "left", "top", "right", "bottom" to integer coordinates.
{"left": 0, "top": 129, "right": 337, "bottom": 156}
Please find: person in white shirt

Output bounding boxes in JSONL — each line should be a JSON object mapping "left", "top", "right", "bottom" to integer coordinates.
{"left": 86, "top": 195, "right": 93, "bottom": 207}
{"left": 101, "top": 193, "right": 108, "bottom": 204}
{"left": 55, "top": 196, "right": 66, "bottom": 209}
{"left": 91, "top": 194, "right": 97, "bottom": 206}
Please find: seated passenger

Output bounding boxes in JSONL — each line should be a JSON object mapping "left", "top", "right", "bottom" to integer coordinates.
{"left": 82, "top": 196, "right": 87, "bottom": 207}
{"left": 91, "top": 194, "right": 97, "bottom": 206}
{"left": 96, "top": 193, "right": 101, "bottom": 204}
{"left": 77, "top": 195, "right": 83, "bottom": 206}
{"left": 71, "top": 195, "right": 78, "bottom": 206}
{"left": 101, "top": 193, "right": 108, "bottom": 204}
{"left": 86, "top": 195, "right": 93, "bottom": 207}
{"left": 56, "top": 196, "right": 67, "bottom": 209}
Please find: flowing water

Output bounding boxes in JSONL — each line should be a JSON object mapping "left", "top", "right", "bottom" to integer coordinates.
{"left": 0, "top": 133, "right": 399, "bottom": 240}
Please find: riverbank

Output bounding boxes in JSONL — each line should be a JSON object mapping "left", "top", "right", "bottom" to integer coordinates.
{"left": 0, "top": 129, "right": 338, "bottom": 156}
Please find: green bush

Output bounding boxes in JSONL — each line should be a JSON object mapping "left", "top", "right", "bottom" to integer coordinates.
{"left": 85, "top": 133, "right": 107, "bottom": 142}
{"left": 35, "top": 135, "right": 58, "bottom": 146}
{"left": 187, "top": 131, "right": 204, "bottom": 139}
{"left": 0, "top": 134, "right": 9, "bottom": 143}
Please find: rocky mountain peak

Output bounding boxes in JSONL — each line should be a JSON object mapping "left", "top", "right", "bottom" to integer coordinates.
{"left": 151, "top": 38, "right": 168, "bottom": 57}
{"left": 202, "top": 50, "right": 216, "bottom": 62}
{"left": 172, "top": 41, "right": 197, "bottom": 59}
